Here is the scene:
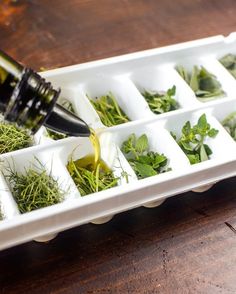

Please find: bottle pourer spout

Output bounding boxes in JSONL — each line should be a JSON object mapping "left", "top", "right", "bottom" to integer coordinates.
{"left": 45, "top": 104, "right": 91, "bottom": 137}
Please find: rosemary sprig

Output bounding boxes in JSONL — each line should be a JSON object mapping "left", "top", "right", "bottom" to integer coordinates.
{"left": 47, "top": 99, "right": 76, "bottom": 140}
{"left": 142, "top": 85, "right": 179, "bottom": 114}
{"left": 222, "top": 111, "right": 236, "bottom": 141}
{"left": 219, "top": 54, "right": 236, "bottom": 79}
{"left": 88, "top": 92, "right": 130, "bottom": 126}
{"left": 0, "top": 122, "right": 32, "bottom": 154}
{"left": 176, "top": 65, "right": 225, "bottom": 101}
{"left": 6, "top": 163, "right": 64, "bottom": 213}
{"left": 67, "top": 156, "right": 118, "bottom": 196}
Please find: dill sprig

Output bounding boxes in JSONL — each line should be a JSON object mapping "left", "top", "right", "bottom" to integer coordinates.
{"left": 6, "top": 163, "right": 64, "bottom": 213}
{"left": 67, "top": 157, "right": 118, "bottom": 196}
{"left": 0, "top": 122, "right": 32, "bottom": 154}
{"left": 88, "top": 92, "right": 130, "bottom": 127}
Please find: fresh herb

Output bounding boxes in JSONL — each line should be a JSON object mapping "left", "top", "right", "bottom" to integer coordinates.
{"left": 47, "top": 99, "right": 76, "bottom": 140}
{"left": 6, "top": 161, "right": 64, "bottom": 213}
{"left": 67, "top": 155, "right": 118, "bottom": 196}
{"left": 121, "top": 133, "right": 169, "bottom": 179}
{"left": 222, "top": 111, "right": 236, "bottom": 140}
{"left": 88, "top": 92, "right": 130, "bottom": 126}
{"left": 219, "top": 54, "right": 236, "bottom": 79}
{"left": 171, "top": 114, "right": 219, "bottom": 164}
{"left": 176, "top": 65, "right": 225, "bottom": 101}
{"left": 142, "top": 85, "right": 179, "bottom": 114}
{"left": 0, "top": 122, "right": 32, "bottom": 154}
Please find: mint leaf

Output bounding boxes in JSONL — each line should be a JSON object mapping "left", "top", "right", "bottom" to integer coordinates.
{"left": 135, "top": 134, "right": 148, "bottom": 154}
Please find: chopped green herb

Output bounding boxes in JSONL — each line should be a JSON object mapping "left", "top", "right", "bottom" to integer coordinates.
{"left": 6, "top": 161, "right": 64, "bottom": 213}
{"left": 47, "top": 99, "right": 76, "bottom": 140}
{"left": 222, "top": 111, "right": 236, "bottom": 140}
{"left": 67, "top": 155, "right": 118, "bottom": 196}
{"left": 142, "top": 85, "right": 179, "bottom": 114}
{"left": 88, "top": 92, "right": 130, "bottom": 126}
{"left": 176, "top": 65, "right": 225, "bottom": 101}
{"left": 219, "top": 54, "right": 236, "bottom": 79}
{"left": 0, "top": 122, "right": 33, "bottom": 154}
{"left": 172, "top": 114, "right": 219, "bottom": 164}
{"left": 121, "top": 133, "right": 170, "bottom": 179}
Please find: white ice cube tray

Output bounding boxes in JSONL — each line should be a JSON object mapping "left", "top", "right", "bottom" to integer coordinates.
{"left": 1, "top": 33, "right": 236, "bottom": 251}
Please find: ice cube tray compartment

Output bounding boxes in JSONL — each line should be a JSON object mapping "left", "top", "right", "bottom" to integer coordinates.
{"left": 2, "top": 33, "right": 236, "bottom": 251}
{"left": 128, "top": 64, "right": 200, "bottom": 111}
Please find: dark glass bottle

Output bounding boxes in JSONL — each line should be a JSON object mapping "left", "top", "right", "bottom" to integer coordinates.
{"left": 0, "top": 50, "right": 90, "bottom": 137}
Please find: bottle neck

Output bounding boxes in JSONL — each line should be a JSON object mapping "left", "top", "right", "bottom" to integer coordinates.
{"left": 4, "top": 68, "right": 60, "bottom": 133}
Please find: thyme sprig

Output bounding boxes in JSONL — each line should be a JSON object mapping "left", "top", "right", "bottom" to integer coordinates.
{"left": 121, "top": 134, "right": 170, "bottom": 179}
{"left": 171, "top": 114, "right": 219, "bottom": 164}
{"left": 6, "top": 162, "right": 64, "bottom": 213}
{"left": 176, "top": 65, "right": 225, "bottom": 101}
{"left": 88, "top": 92, "right": 130, "bottom": 126}
{"left": 0, "top": 122, "right": 32, "bottom": 154}
{"left": 142, "top": 85, "right": 179, "bottom": 114}
{"left": 67, "top": 156, "right": 118, "bottom": 196}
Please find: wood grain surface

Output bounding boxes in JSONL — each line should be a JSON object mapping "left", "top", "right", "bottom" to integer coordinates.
{"left": 1, "top": 0, "right": 236, "bottom": 293}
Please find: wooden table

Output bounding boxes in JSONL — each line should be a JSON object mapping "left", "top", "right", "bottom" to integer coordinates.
{"left": 1, "top": 0, "right": 236, "bottom": 293}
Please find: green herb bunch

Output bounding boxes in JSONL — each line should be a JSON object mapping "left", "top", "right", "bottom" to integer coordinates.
{"left": 0, "top": 207, "right": 3, "bottom": 221}
{"left": 47, "top": 99, "right": 76, "bottom": 140}
{"left": 89, "top": 92, "right": 130, "bottom": 126}
{"left": 142, "top": 85, "right": 179, "bottom": 114}
{"left": 6, "top": 163, "right": 64, "bottom": 213}
{"left": 219, "top": 54, "right": 236, "bottom": 79}
{"left": 0, "top": 122, "right": 32, "bottom": 154}
{"left": 221, "top": 111, "right": 236, "bottom": 141}
{"left": 171, "top": 114, "right": 219, "bottom": 164}
{"left": 121, "top": 133, "right": 169, "bottom": 179}
{"left": 67, "top": 158, "right": 118, "bottom": 196}
{"left": 176, "top": 65, "right": 225, "bottom": 100}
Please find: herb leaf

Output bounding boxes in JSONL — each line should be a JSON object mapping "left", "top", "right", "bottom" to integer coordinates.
{"left": 176, "top": 65, "right": 225, "bottom": 100}
{"left": 0, "top": 122, "right": 33, "bottom": 154}
{"left": 121, "top": 133, "right": 170, "bottom": 179}
{"left": 172, "top": 114, "right": 218, "bottom": 164}
{"left": 142, "top": 85, "right": 179, "bottom": 114}
{"left": 67, "top": 155, "right": 118, "bottom": 196}
{"left": 222, "top": 111, "right": 236, "bottom": 141}
{"left": 6, "top": 162, "right": 64, "bottom": 213}
{"left": 88, "top": 92, "right": 130, "bottom": 127}
{"left": 219, "top": 54, "right": 236, "bottom": 79}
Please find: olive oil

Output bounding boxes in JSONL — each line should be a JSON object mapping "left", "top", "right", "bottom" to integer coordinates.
{"left": 89, "top": 128, "right": 101, "bottom": 168}
{"left": 73, "top": 154, "right": 110, "bottom": 173}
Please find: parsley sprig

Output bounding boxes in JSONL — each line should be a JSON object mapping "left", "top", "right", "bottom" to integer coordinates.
{"left": 176, "top": 65, "right": 225, "bottom": 101}
{"left": 121, "top": 133, "right": 170, "bottom": 179}
{"left": 142, "top": 85, "right": 179, "bottom": 114}
{"left": 171, "top": 114, "right": 219, "bottom": 164}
